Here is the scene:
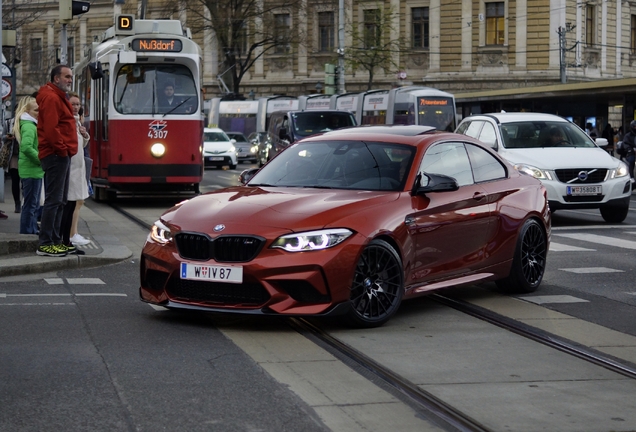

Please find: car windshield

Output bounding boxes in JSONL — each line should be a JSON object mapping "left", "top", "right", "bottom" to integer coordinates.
{"left": 204, "top": 131, "right": 230, "bottom": 142}
{"left": 500, "top": 121, "right": 597, "bottom": 149}
{"left": 248, "top": 140, "right": 415, "bottom": 191}
{"left": 227, "top": 133, "right": 247, "bottom": 142}
{"left": 291, "top": 112, "right": 356, "bottom": 138}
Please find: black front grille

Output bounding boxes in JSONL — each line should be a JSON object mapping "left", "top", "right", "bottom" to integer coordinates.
{"left": 145, "top": 269, "right": 170, "bottom": 291}
{"left": 175, "top": 233, "right": 265, "bottom": 262}
{"left": 563, "top": 195, "right": 605, "bottom": 203}
{"left": 167, "top": 278, "right": 270, "bottom": 305}
{"left": 554, "top": 168, "right": 607, "bottom": 184}
{"left": 175, "top": 233, "right": 212, "bottom": 260}
{"left": 276, "top": 281, "right": 331, "bottom": 303}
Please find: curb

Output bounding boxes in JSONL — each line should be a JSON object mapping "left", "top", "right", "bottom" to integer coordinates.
{"left": 0, "top": 244, "right": 133, "bottom": 278}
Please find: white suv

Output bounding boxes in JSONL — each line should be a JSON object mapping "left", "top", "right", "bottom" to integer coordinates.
{"left": 456, "top": 112, "right": 631, "bottom": 222}
{"left": 203, "top": 127, "right": 238, "bottom": 170}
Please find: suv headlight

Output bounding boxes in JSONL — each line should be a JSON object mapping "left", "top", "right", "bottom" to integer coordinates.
{"left": 609, "top": 161, "right": 629, "bottom": 179}
{"left": 271, "top": 228, "right": 353, "bottom": 252}
{"left": 150, "top": 220, "right": 173, "bottom": 244}
{"left": 514, "top": 163, "right": 553, "bottom": 180}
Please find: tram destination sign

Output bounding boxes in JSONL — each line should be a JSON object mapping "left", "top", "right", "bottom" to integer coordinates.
{"left": 132, "top": 39, "right": 183, "bottom": 52}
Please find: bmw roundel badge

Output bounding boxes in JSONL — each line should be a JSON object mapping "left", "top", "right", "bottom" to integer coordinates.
{"left": 213, "top": 224, "right": 225, "bottom": 232}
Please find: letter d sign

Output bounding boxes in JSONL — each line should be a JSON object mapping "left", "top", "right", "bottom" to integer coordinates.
{"left": 116, "top": 14, "right": 135, "bottom": 35}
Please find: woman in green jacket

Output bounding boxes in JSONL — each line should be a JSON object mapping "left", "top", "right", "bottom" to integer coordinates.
{"left": 14, "top": 96, "right": 44, "bottom": 234}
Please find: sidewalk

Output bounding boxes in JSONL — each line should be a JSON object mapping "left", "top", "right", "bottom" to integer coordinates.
{"left": 0, "top": 178, "right": 132, "bottom": 277}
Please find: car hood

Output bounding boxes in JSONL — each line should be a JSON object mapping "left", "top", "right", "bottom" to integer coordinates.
{"left": 204, "top": 141, "right": 233, "bottom": 152}
{"left": 499, "top": 147, "right": 619, "bottom": 169}
{"left": 162, "top": 186, "right": 400, "bottom": 234}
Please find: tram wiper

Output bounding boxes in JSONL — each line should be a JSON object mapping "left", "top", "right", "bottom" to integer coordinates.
{"left": 163, "top": 97, "right": 192, "bottom": 117}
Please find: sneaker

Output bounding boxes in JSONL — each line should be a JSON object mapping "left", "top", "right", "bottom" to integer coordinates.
{"left": 60, "top": 244, "right": 76, "bottom": 254}
{"left": 0, "top": 211, "right": 7, "bottom": 220}
{"left": 37, "top": 245, "right": 68, "bottom": 257}
{"left": 70, "top": 233, "right": 90, "bottom": 245}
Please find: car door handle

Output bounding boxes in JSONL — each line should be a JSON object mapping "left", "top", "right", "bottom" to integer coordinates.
{"left": 473, "top": 192, "right": 487, "bottom": 201}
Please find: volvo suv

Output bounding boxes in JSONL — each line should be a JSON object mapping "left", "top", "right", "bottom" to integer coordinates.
{"left": 456, "top": 112, "right": 631, "bottom": 222}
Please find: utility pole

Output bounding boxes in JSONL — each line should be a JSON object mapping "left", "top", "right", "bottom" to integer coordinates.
{"left": 337, "top": 0, "right": 345, "bottom": 94}
{"left": 558, "top": 26, "right": 566, "bottom": 84}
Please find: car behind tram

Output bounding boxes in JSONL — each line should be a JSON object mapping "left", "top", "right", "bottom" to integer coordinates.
{"left": 74, "top": 15, "right": 204, "bottom": 201}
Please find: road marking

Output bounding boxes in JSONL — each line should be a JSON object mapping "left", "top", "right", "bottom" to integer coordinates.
{"left": 559, "top": 267, "right": 624, "bottom": 274}
{"left": 549, "top": 242, "right": 595, "bottom": 252}
{"left": 148, "top": 304, "right": 169, "bottom": 311}
{"left": 45, "top": 278, "right": 106, "bottom": 285}
{"left": 0, "top": 303, "right": 74, "bottom": 306}
{"left": 0, "top": 293, "right": 127, "bottom": 297}
{"left": 553, "top": 233, "right": 636, "bottom": 250}
{"left": 66, "top": 278, "right": 106, "bottom": 285}
{"left": 552, "top": 225, "right": 636, "bottom": 231}
{"left": 519, "top": 295, "right": 590, "bottom": 304}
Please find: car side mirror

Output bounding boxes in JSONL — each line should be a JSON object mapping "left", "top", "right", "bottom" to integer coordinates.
{"left": 239, "top": 168, "right": 259, "bottom": 185}
{"left": 594, "top": 137, "right": 608, "bottom": 148}
{"left": 410, "top": 172, "right": 459, "bottom": 196}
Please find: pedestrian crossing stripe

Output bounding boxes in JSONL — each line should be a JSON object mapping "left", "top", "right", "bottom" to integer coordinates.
{"left": 552, "top": 233, "right": 636, "bottom": 250}
{"left": 549, "top": 243, "right": 595, "bottom": 252}
{"left": 559, "top": 267, "right": 624, "bottom": 274}
{"left": 44, "top": 278, "right": 105, "bottom": 285}
{"left": 519, "top": 295, "right": 590, "bottom": 304}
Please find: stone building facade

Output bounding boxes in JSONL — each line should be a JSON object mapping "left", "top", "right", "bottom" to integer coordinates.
{"left": 3, "top": 0, "right": 636, "bottom": 101}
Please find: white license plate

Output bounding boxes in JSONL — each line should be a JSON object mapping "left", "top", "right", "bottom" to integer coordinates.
{"left": 208, "top": 156, "right": 224, "bottom": 161}
{"left": 567, "top": 185, "right": 602, "bottom": 196}
{"left": 180, "top": 263, "right": 243, "bottom": 284}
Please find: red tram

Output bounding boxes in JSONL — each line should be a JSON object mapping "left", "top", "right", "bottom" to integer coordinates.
{"left": 74, "top": 15, "right": 204, "bottom": 201}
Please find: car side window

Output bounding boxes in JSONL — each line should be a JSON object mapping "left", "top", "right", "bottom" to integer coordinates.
{"left": 421, "top": 142, "right": 474, "bottom": 187}
{"left": 478, "top": 122, "right": 497, "bottom": 148}
{"left": 462, "top": 121, "right": 484, "bottom": 139}
{"left": 465, "top": 143, "right": 507, "bottom": 183}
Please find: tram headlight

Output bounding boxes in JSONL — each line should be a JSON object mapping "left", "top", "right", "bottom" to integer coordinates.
{"left": 151, "top": 143, "right": 166, "bottom": 158}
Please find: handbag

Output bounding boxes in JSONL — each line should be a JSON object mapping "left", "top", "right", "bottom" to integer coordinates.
{"left": 0, "top": 139, "right": 12, "bottom": 169}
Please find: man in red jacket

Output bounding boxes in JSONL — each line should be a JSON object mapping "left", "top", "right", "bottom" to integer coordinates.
{"left": 35, "top": 65, "right": 79, "bottom": 257}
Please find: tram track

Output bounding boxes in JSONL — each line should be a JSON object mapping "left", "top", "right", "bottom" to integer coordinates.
{"left": 111, "top": 201, "right": 636, "bottom": 431}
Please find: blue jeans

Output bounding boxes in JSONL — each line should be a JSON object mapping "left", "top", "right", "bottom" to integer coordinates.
{"left": 39, "top": 154, "right": 70, "bottom": 246}
{"left": 20, "top": 178, "right": 42, "bottom": 234}
{"left": 627, "top": 153, "right": 635, "bottom": 179}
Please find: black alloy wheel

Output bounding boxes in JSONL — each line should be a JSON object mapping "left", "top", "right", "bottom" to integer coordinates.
{"left": 496, "top": 219, "right": 547, "bottom": 293}
{"left": 345, "top": 239, "right": 404, "bottom": 328}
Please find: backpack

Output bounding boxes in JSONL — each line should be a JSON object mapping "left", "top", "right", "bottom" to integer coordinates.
{"left": 616, "top": 141, "right": 626, "bottom": 157}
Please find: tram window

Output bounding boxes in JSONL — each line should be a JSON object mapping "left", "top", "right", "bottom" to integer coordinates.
{"left": 102, "top": 69, "right": 109, "bottom": 141}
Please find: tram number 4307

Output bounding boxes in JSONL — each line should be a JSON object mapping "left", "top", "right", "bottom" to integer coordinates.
{"left": 148, "top": 130, "right": 168, "bottom": 139}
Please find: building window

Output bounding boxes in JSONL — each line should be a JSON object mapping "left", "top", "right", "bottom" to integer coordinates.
{"left": 364, "top": 9, "right": 381, "bottom": 49}
{"left": 318, "top": 12, "right": 334, "bottom": 52}
{"left": 586, "top": 5, "right": 596, "bottom": 47}
{"left": 67, "top": 37, "right": 75, "bottom": 67}
{"left": 412, "top": 7, "right": 429, "bottom": 49}
{"left": 29, "top": 38, "right": 43, "bottom": 72}
{"left": 632, "top": 15, "right": 636, "bottom": 54}
{"left": 485, "top": 2, "right": 505, "bottom": 45}
{"left": 274, "top": 13, "right": 291, "bottom": 54}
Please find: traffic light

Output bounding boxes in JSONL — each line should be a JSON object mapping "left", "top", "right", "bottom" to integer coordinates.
{"left": 324, "top": 63, "right": 338, "bottom": 95}
{"left": 59, "top": 0, "right": 91, "bottom": 21}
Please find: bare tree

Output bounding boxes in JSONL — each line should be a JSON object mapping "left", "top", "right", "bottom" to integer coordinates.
{"left": 345, "top": 3, "right": 403, "bottom": 90}
{"left": 161, "top": 0, "right": 307, "bottom": 96}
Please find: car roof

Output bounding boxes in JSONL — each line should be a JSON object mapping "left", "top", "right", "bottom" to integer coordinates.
{"left": 300, "top": 125, "right": 467, "bottom": 147}
{"left": 204, "top": 127, "right": 225, "bottom": 132}
{"left": 462, "top": 112, "right": 569, "bottom": 124}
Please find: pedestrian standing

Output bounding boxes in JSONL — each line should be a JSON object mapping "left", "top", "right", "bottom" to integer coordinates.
{"left": 35, "top": 65, "right": 79, "bottom": 257}
{"left": 14, "top": 96, "right": 44, "bottom": 234}
{"left": 60, "top": 92, "right": 90, "bottom": 251}
{"left": 619, "top": 120, "right": 636, "bottom": 180}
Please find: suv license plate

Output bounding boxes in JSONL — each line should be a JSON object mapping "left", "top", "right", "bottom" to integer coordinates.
{"left": 180, "top": 263, "right": 243, "bottom": 284}
{"left": 567, "top": 185, "right": 602, "bottom": 196}
{"left": 209, "top": 156, "right": 224, "bottom": 161}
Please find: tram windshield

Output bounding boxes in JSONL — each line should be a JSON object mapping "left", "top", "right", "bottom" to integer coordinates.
{"left": 416, "top": 97, "right": 455, "bottom": 131}
{"left": 500, "top": 121, "right": 597, "bottom": 149}
{"left": 114, "top": 64, "right": 198, "bottom": 115}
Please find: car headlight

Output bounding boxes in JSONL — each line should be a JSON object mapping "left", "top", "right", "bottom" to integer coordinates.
{"left": 271, "top": 228, "right": 353, "bottom": 252}
{"left": 514, "top": 163, "right": 553, "bottom": 180}
{"left": 609, "top": 161, "right": 629, "bottom": 179}
{"left": 150, "top": 220, "right": 173, "bottom": 244}
{"left": 250, "top": 146, "right": 259, "bottom": 154}
{"left": 229, "top": 145, "right": 236, "bottom": 152}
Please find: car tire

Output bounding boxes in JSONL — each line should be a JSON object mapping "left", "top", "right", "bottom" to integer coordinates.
{"left": 344, "top": 239, "right": 404, "bottom": 328}
{"left": 229, "top": 163, "right": 237, "bottom": 170}
{"left": 600, "top": 205, "right": 629, "bottom": 223}
{"left": 496, "top": 218, "right": 547, "bottom": 294}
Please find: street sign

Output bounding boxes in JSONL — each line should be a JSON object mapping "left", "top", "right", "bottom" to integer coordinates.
{"left": 2, "top": 79, "right": 12, "bottom": 100}
{"left": 1, "top": 63, "right": 11, "bottom": 77}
